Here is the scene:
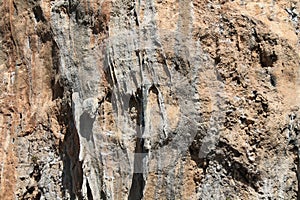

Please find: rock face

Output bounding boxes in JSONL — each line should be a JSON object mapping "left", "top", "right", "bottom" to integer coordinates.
{"left": 0, "top": 0, "right": 300, "bottom": 199}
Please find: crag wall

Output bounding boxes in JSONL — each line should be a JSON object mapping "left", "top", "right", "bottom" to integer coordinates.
{"left": 0, "top": 0, "right": 300, "bottom": 199}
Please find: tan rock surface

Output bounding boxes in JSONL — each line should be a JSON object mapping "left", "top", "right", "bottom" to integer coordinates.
{"left": 0, "top": 0, "right": 299, "bottom": 199}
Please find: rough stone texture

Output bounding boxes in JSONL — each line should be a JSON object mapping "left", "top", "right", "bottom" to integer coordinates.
{"left": 0, "top": 0, "right": 299, "bottom": 199}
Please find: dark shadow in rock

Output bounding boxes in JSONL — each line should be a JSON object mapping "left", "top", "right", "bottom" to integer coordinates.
{"left": 259, "top": 49, "right": 278, "bottom": 67}
{"left": 214, "top": 141, "right": 261, "bottom": 191}
{"left": 189, "top": 137, "right": 261, "bottom": 191}
{"left": 128, "top": 138, "right": 146, "bottom": 200}
{"left": 80, "top": 111, "right": 95, "bottom": 142}
{"left": 86, "top": 179, "right": 94, "bottom": 200}
{"left": 33, "top": 5, "right": 46, "bottom": 22}
{"left": 51, "top": 40, "right": 64, "bottom": 100}
{"left": 128, "top": 88, "right": 147, "bottom": 200}
{"left": 58, "top": 101, "right": 84, "bottom": 200}
{"left": 270, "top": 73, "right": 277, "bottom": 87}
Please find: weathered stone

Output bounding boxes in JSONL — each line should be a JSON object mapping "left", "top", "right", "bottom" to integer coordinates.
{"left": 0, "top": 0, "right": 300, "bottom": 199}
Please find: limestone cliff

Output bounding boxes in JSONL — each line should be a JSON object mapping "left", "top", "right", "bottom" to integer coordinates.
{"left": 0, "top": 0, "right": 300, "bottom": 199}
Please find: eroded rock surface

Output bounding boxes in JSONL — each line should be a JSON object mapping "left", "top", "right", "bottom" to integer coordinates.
{"left": 0, "top": 0, "right": 300, "bottom": 199}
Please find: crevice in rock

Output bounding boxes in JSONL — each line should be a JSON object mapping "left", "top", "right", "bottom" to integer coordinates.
{"left": 36, "top": 26, "right": 52, "bottom": 43}
{"left": 214, "top": 56, "right": 221, "bottom": 66}
{"left": 128, "top": 87, "right": 147, "bottom": 200}
{"left": 33, "top": 5, "right": 46, "bottom": 23}
{"left": 134, "top": 88, "right": 145, "bottom": 127}
{"left": 105, "top": 53, "right": 119, "bottom": 87}
{"left": 51, "top": 45, "right": 83, "bottom": 200}
{"left": 101, "top": 190, "right": 107, "bottom": 200}
{"left": 68, "top": 0, "right": 80, "bottom": 14}
{"left": 30, "top": 164, "right": 41, "bottom": 182}
{"left": 172, "top": 56, "right": 190, "bottom": 76}
{"left": 128, "top": 138, "right": 146, "bottom": 200}
{"left": 86, "top": 179, "right": 94, "bottom": 200}
{"left": 22, "top": 186, "right": 41, "bottom": 200}
{"left": 13, "top": 1, "right": 18, "bottom": 15}
{"left": 58, "top": 99, "right": 83, "bottom": 200}
{"left": 51, "top": 40, "right": 64, "bottom": 100}
{"left": 270, "top": 73, "right": 277, "bottom": 87}
{"left": 258, "top": 47, "right": 278, "bottom": 67}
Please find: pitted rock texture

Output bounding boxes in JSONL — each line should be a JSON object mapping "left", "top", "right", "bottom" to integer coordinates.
{"left": 0, "top": 0, "right": 300, "bottom": 199}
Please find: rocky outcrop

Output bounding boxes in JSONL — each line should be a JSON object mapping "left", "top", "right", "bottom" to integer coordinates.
{"left": 0, "top": 0, "right": 299, "bottom": 199}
